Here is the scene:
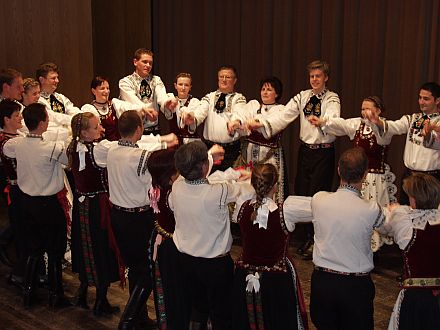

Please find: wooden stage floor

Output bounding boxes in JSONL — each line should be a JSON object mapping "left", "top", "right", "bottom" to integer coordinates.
{"left": 0, "top": 237, "right": 402, "bottom": 330}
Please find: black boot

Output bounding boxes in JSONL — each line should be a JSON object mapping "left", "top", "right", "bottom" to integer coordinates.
{"left": 93, "top": 285, "right": 120, "bottom": 316}
{"left": 22, "top": 256, "right": 39, "bottom": 309}
{"left": 74, "top": 282, "right": 89, "bottom": 309}
{"left": 48, "top": 259, "right": 72, "bottom": 309}
{"left": 118, "top": 285, "right": 150, "bottom": 330}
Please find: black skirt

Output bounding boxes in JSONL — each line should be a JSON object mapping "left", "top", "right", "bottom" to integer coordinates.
{"left": 232, "top": 259, "right": 302, "bottom": 330}
{"left": 149, "top": 230, "right": 191, "bottom": 330}
{"left": 71, "top": 194, "right": 119, "bottom": 287}
{"left": 398, "top": 288, "right": 440, "bottom": 330}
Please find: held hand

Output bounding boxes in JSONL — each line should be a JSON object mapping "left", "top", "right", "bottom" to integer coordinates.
{"left": 209, "top": 144, "right": 225, "bottom": 163}
{"left": 387, "top": 202, "right": 400, "bottom": 212}
{"left": 307, "top": 115, "right": 324, "bottom": 127}
{"left": 166, "top": 98, "right": 179, "bottom": 111}
{"left": 246, "top": 119, "right": 263, "bottom": 131}
{"left": 181, "top": 111, "right": 195, "bottom": 126}
{"left": 227, "top": 120, "right": 241, "bottom": 134}
{"left": 421, "top": 121, "right": 433, "bottom": 137}
{"left": 160, "top": 133, "right": 179, "bottom": 148}
{"left": 362, "top": 109, "right": 380, "bottom": 125}
{"left": 142, "top": 108, "right": 158, "bottom": 122}
{"left": 237, "top": 169, "right": 251, "bottom": 181}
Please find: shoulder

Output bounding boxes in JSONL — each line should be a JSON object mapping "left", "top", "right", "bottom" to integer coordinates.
{"left": 324, "top": 91, "right": 340, "bottom": 102}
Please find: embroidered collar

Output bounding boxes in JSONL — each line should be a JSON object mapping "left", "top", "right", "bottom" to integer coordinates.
{"left": 133, "top": 71, "right": 152, "bottom": 84}
{"left": 26, "top": 133, "right": 43, "bottom": 139}
{"left": 118, "top": 139, "right": 139, "bottom": 148}
{"left": 185, "top": 178, "right": 209, "bottom": 185}
{"left": 338, "top": 183, "right": 362, "bottom": 197}
{"left": 40, "top": 91, "right": 51, "bottom": 99}
{"left": 311, "top": 88, "right": 328, "bottom": 99}
{"left": 408, "top": 208, "right": 440, "bottom": 230}
{"left": 216, "top": 90, "right": 234, "bottom": 97}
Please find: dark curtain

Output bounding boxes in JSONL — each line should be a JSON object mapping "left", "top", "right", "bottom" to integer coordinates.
{"left": 152, "top": 0, "right": 440, "bottom": 196}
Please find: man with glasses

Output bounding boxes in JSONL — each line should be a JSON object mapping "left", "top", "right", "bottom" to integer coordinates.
{"left": 182, "top": 65, "right": 246, "bottom": 171}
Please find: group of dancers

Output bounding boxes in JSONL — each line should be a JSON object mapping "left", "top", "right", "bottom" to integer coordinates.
{"left": 0, "top": 48, "right": 439, "bottom": 329}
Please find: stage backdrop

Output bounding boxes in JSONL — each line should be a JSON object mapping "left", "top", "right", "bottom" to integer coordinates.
{"left": 152, "top": 0, "right": 440, "bottom": 196}
{"left": 1, "top": 0, "right": 439, "bottom": 197}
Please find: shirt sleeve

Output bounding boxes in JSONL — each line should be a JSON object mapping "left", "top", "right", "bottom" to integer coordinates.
{"left": 378, "top": 206, "right": 413, "bottom": 250}
{"left": 283, "top": 196, "right": 313, "bottom": 232}
{"left": 263, "top": 93, "right": 301, "bottom": 136}
{"left": 93, "top": 140, "right": 117, "bottom": 167}
{"left": 119, "top": 77, "right": 145, "bottom": 107}
{"left": 111, "top": 98, "right": 145, "bottom": 118}
{"left": 322, "top": 117, "right": 361, "bottom": 140}
{"left": 62, "top": 94, "right": 82, "bottom": 116}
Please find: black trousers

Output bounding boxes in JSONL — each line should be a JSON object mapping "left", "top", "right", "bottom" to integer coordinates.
{"left": 110, "top": 207, "right": 154, "bottom": 291}
{"left": 20, "top": 191, "right": 67, "bottom": 263}
{"left": 295, "top": 144, "right": 335, "bottom": 238}
{"left": 179, "top": 252, "right": 234, "bottom": 330}
{"left": 310, "top": 269, "right": 375, "bottom": 330}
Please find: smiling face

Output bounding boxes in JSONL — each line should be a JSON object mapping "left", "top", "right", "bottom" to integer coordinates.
{"left": 39, "top": 71, "right": 59, "bottom": 94}
{"left": 22, "top": 85, "right": 41, "bottom": 106}
{"left": 418, "top": 89, "right": 440, "bottom": 114}
{"left": 81, "top": 115, "right": 105, "bottom": 142}
{"left": 134, "top": 53, "right": 153, "bottom": 78}
{"left": 4, "top": 110, "right": 23, "bottom": 131}
{"left": 92, "top": 80, "right": 110, "bottom": 103}
{"left": 309, "top": 69, "right": 328, "bottom": 94}
{"left": 217, "top": 69, "right": 236, "bottom": 93}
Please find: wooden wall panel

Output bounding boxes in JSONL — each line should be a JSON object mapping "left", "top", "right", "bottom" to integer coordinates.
{"left": 91, "top": 0, "right": 152, "bottom": 100}
{"left": 0, "top": 0, "right": 93, "bottom": 106}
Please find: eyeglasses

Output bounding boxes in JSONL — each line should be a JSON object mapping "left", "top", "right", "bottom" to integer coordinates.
{"left": 218, "top": 75, "right": 234, "bottom": 80}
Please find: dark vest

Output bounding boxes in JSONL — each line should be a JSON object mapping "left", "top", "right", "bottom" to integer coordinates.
{"left": 71, "top": 143, "right": 108, "bottom": 195}
{"left": 354, "top": 122, "right": 387, "bottom": 174}
{"left": 403, "top": 222, "right": 440, "bottom": 288}
{"left": 154, "top": 188, "right": 176, "bottom": 237}
{"left": 236, "top": 200, "right": 289, "bottom": 272}
{"left": 0, "top": 132, "right": 18, "bottom": 181}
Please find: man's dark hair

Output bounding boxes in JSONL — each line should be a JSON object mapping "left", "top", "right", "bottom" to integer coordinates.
{"left": 23, "top": 103, "right": 47, "bottom": 131}
{"left": 338, "top": 147, "right": 368, "bottom": 184}
{"left": 175, "top": 141, "right": 208, "bottom": 181}
{"left": 134, "top": 48, "right": 153, "bottom": 60}
{"left": 36, "top": 62, "right": 58, "bottom": 80}
{"left": 0, "top": 68, "right": 22, "bottom": 93}
{"left": 420, "top": 82, "right": 440, "bottom": 99}
{"left": 0, "top": 100, "right": 21, "bottom": 128}
{"left": 118, "top": 110, "right": 142, "bottom": 138}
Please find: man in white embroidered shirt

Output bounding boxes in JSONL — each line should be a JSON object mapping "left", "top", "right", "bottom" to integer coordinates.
{"left": 310, "top": 147, "right": 385, "bottom": 330}
{"left": 119, "top": 48, "right": 178, "bottom": 135}
{"left": 107, "top": 110, "right": 178, "bottom": 329}
{"left": 181, "top": 66, "right": 247, "bottom": 171}
{"left": 365, "top": 82, "right": 440, "bottom": 204}
{"left": 3, "top": 103, "right": 71, "bottom": 309}
{"left": 36, "top": 62, "right": 81, "bottom": 131}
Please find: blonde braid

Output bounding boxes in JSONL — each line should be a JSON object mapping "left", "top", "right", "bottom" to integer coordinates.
{"left": 250, "top": 164, "right": 278, "bottom": 221}
{"left": 66, "top": 112, "right": 95, "bottom": 170}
